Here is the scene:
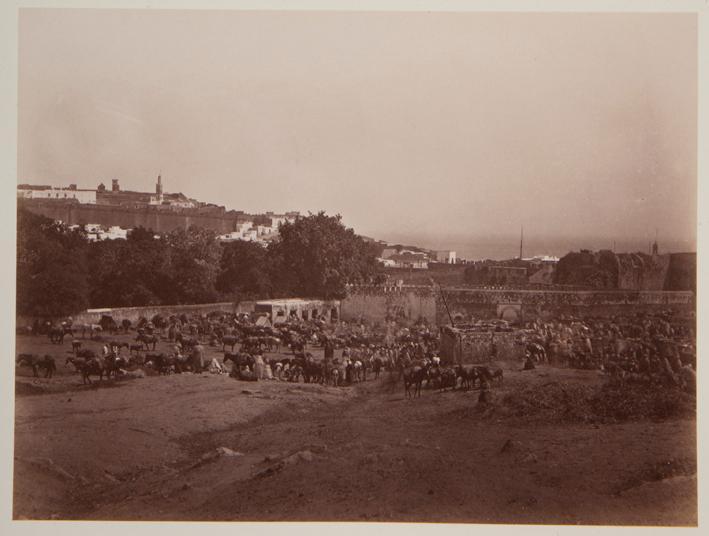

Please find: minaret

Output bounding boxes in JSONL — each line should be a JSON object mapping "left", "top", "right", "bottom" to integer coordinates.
{"left": 652, "top": 229, "right": 659, "bottom": 256}
{"left": 519, "top": 226, "right": 524, "bottom": 260}
{"left": 156, "top": 172, "right": 163, "bottom": 196}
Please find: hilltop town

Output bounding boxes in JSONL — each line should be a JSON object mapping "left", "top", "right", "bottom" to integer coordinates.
{"left": 18, "top": 175, "right": 300, "bottom": 246}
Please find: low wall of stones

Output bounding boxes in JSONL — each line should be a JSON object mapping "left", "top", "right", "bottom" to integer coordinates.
{"left": 71, "top": 302, "right": 238, "bottom": 325}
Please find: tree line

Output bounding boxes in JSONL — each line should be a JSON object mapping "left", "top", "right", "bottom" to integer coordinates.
{"left": 17, "top": 208, "right": 384, "bottom": 318}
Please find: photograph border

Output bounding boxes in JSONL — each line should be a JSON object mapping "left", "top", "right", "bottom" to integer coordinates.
{"left": 0, "top": 1, "right": 706, "bottom": 535}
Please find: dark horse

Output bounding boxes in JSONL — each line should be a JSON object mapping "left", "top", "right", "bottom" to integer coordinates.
{"left": 65, "top": 356, "right": 105, "bottom": 384}
{"left": 223, "top": 352, "right": 255, "bottom": 370}
{"left": 136, "top": 333, "right": 159, "bottom": 351}
{"left": 403, "top": 364, "right": 427, "bottom": 399}
{"left": 16, "top": 354, "right": 56, "bottom": 378}
{"left": 48, "top": 327, "right": 66, "bottom": 345}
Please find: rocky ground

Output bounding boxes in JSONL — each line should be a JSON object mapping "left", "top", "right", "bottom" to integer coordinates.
{"left": 13, "top": 333, "right": 697, "bottom": 525}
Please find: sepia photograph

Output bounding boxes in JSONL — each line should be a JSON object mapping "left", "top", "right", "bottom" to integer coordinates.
{"left": 5, "top": 1, "right": 704, "bottom": 529}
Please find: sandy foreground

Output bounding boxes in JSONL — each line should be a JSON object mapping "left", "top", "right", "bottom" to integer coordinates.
{"left": 13, "top": 334, "right": 696, "bottom": 525}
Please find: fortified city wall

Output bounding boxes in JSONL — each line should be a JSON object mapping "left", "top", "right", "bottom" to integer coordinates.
{"left": 19, "top": 200, "right": 248, "bottom": 234}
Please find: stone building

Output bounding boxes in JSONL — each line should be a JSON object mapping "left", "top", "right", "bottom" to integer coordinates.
{"left": 254, "top": 298, "right": 340, "bottom": 324}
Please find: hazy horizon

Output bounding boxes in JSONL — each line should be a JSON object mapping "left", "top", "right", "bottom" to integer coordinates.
{"left": 18, "top": 9, "right": 697, "bottom": 253}
{"left": 377, "top": 232, "right": 695, "bottom": 261}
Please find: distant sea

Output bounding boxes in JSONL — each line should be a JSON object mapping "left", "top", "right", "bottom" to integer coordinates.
{"left": 377, "top": 234, "right": 696, "bottom": 262}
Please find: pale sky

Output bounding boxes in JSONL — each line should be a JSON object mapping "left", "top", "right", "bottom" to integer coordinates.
{"left": 18, "top": 9, "right": 697, "bottom": 256}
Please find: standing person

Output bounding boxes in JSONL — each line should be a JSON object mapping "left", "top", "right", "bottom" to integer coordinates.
{"left": 323, "top": 340, "right": 333, "bottom": 386}
{"left": 192, "top": 343, "right": 205, "bottom": 373}
{"left": 324, "top": 339, "right": 334, "bottom": 361}
{"left": 254, "top": 352, "right": 265, "bottom": 380}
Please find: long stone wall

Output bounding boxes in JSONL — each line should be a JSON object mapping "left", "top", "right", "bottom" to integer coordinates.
{"left": 19, "top": 200, "right": 245, "bottom": 234}
{"left": 341, "top": 285, "right": 695, "bottom": 326}
{"left": 71, "top": 302, "right": 238, "bottom": 325}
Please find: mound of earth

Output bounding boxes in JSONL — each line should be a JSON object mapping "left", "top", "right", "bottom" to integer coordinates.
{"left": 494, "top": 380, "right": 695, "bottom": 424}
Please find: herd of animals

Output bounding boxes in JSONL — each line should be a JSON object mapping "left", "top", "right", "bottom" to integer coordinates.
{"left": 15, "top": 308, "right": 696, "bottom": 398}
{"left": 15, "top": 313, "right": 504, "bottom": 398}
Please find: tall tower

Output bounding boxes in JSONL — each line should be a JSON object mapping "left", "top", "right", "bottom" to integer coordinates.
{"left": 519, "top": 226, "right": 524, "bottom": 260}
{"left": 156, "top": 173, "right": 163, "bottom": 197}
{"left": 652, "top": 229, "right": 659, "bottom": 256}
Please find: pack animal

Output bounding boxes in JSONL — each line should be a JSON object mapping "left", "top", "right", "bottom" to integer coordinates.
{"left": 16, "top": 354, "right": 56, "bottom": 378}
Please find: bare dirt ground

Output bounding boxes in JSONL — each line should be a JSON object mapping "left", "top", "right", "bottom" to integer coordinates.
{"left": 13, "top": 333, "right": 697, "bottom": 525}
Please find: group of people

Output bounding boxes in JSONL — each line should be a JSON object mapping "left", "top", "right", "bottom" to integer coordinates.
{"left": 520, "top": 311, "right": 696, "bottom": 392}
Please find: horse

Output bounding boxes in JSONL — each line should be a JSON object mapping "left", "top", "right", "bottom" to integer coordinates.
{"left": 73, "top": 348, "right": 96, "bottom": 361}
{"left": 403, "top": 365, "right": 426, "bottom": 399}
{"left": 223, "top": 352, "right": 254, "bottom": 371}
{"left": 474, "top": 366, "right": 494, "bottom": 387}
{"left": 136, "top": 333, "right": 158, "bottom": 351}
{"left": 454, "top": 364, "right": 478, "bottom": 390}
{"left": 48, "top": 327, "right": 66, "bottom": 345}
{"left": 220, "top": 335, "right": 238, "bottom": 352}
{"left": 439, "top": 367, "right": 457, "bottom": 392}
{"left": 104, "top": 353, "right": 130, "bottom": 379}
{"left": 303, "top": 359, "right": 324, "bottom": 384}
{"left": 264, "top": 336, "right": 281, "bottom": 352}
{"left": 491, "top": 367, "right": 504, "bottom": 385}
{"left": 66, "top": 356, "right": 105, "bottom": 384}
{"left": 372, "top": 357, "right": 383, "bottom": 379}
{"left": 16, "top": 354, "right": 56, "bottom": 378}
{"left": 79, "top": 323, "right": 103, "bottom": 340}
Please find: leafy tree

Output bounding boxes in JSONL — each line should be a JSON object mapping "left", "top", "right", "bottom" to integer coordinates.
{"left": 216, "top": 240, "right": 271, "bottom": 299}
{"left": 87, "top": 228, "right": 171, "bottom": 307}
{"left": 16, "top": 208, "right": 89, "bottom": 317}
{"left": 163, "top": 227, "right": 222, "bottom": 304}
{"left": 267, "top": 212, "right": 381, "bottom": 299}
{"left": 554, "top": 249, "right": 619, "bottom": 289}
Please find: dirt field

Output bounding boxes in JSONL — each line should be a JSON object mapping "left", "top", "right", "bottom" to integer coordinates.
{"left": 13, "top": 333, "right": 697, "bottom": 525}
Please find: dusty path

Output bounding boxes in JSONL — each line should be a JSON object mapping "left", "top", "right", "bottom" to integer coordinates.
{"left": 13, "top": 359, "right": 696, "bottom": 525}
